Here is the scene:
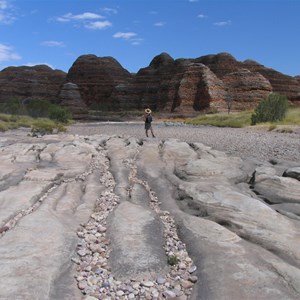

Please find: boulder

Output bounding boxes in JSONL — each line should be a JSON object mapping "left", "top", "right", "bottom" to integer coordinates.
{"left": 251, "top": 165, "right": 300, "bottom": 204}
{"left": 282, "top": 167, "right": 300, "bottom": 181}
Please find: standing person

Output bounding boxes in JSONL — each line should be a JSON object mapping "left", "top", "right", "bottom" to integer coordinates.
{"left": 144, "top": 108, "right": 155, "bottom": 138}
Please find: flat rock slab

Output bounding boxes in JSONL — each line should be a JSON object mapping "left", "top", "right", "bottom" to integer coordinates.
{"left": 0, "top": 130, "right": 299, "bottom": 299}
{"left": 107, "top": 201, "right": 167, "bottom": 280}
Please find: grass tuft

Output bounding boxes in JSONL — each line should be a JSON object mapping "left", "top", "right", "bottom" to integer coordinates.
{"left": 185, "top": 107, "right": 300, "bottom": 128}
{"left": 0, "top": 113, "right": 67, "bottom": 133}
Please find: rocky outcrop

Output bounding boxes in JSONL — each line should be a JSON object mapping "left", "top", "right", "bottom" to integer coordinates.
{"left": 222, "top": 68, "right": 272, "bottom": 109}
{"left": 0, "top": 129, "right": 300, "bottom": 299}
{"left": 133, "top": 54, "right": 225, "bottom": 113}
{"left": 243, "top": 60, "right": 300, "bottom": 103}
{"left": 0, "top": 53, "right": 300, "bottom": 117}
{"left": 196, "top": 52, "right": 241, "bottom": 78}
{"left": 58, "top": 82, "right": 88, "bottom": 119}
{"left": 0, "top": 65, "right": 66, "bottom": 104}
{"left": 196, "top": 53, "right": 300, "bottom": 104}
{"left": 66, "top": 54, "right": 133, "bottom": 109}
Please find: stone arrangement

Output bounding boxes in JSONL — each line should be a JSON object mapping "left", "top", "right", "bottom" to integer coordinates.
{"left": 73, "top": 152, "right": 197, "bottom": 299}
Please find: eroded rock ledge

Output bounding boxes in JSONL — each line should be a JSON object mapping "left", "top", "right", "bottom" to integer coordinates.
{"left": 0, "top": 131, "right": 299, "bottom": 299}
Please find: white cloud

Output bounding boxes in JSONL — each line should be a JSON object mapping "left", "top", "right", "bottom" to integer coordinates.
{"left": 0, "top": 43, "right": 21, "bottom": 62}
{"left": 197, "top": 14, "right": 207, "bottom": 19}
{"left": 213, "top": 20, "right": 231, "bottom": 26}
{"left": 57, "top": 12, "right": 104, "bottom": 22}
{"left": 130, "top": 38, "right": 143, "bottom": 45}
{"left": 85, "top": 20, "right": 112, "bottom": 30}
{"left": 154, "top": 21, "right": 166, "bottom": 27}
{"left": 56, "top": 11, "right": 112, "bottom": 30}
{"left": 41, "top": 41, "right": 65, "bottom": 47}
{"left": 113, "top": 32, "right": 142, "bottom": 45}
{"left": 0, "top": 0, "right": 15, "bottom": 24}
{"left": 102, "top": 7, "right": 118, "bottom": 15}
{"left": 113, "top": 32, "right": 137, "bottom": 40}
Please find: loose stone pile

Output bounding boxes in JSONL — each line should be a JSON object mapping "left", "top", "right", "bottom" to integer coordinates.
{"left": 73, "top": 148, "right": 197, "bottom": 299}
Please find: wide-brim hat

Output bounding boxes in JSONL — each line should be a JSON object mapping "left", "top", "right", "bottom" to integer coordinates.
{"left": 145, "top": 108, "right": 152, "bottom": 114}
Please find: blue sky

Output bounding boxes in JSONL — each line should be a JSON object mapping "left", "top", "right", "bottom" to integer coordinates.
{"left": 0, "top": 0, "right": 299, "bottom": 76}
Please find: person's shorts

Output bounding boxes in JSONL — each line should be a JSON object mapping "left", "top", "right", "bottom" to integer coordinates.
{"left": 145, "top": 123, "right": 151, "bottom": 130}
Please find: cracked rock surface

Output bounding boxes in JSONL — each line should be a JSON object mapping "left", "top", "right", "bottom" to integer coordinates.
{"left": 0, "top": 126, "right": 300, "bottom": 300}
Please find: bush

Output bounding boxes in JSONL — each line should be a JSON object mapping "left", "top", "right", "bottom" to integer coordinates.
{"left": 26, "top": 99, "right": 51, "bottom": 118}
{"left": 0, "top": 98, "right": 24, "bottom": 115}
{"left": 48, "top": 105, "right": 72, "bottom": 123}
{"left": 251, "top": 93, "right": 288, "bottom": 125}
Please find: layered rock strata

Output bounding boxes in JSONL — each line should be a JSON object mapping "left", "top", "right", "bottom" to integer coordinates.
{"left": 66, "top": 55, "right": 133, "bottom": 109}
{"left": 58, "top": 82, "right": 88, "bottom": 119}
{"left": 0, "top": 52, "right": 300, "bottom": 117}
{"left": 0, "top": 65, "right": 66, "bottom": 104}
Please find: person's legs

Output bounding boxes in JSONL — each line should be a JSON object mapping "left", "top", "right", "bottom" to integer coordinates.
{"left": 150, "top": 127, "right": 155, "bottom": 137}
{"left": 145, "top": 129, "right": 149, "bottom": 137}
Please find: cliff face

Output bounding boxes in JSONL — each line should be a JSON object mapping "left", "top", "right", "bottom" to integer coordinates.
{"left": 58, "top": 82, "right": 88, "bottom": 119}
{"left": 66, "top": 54, "right": 133, "bottom": 109}
{"left": 0, "top": 65, "right": 66, "bottom": 104}
{"left": 222, "top": 68, "right": 272, "bottom": 109}
{"left": 0, "top": 53, "right": 299, "bottom": 118}
{"left": 242, "top": 60, "right": 300, "bottom": 102}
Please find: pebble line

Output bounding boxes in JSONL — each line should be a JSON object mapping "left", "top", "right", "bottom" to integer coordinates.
{"left": 0, "top": 147, "right": 103, "bottom": 238}
{"left": 73, "top": 146, "right": 197, "bottom": 299}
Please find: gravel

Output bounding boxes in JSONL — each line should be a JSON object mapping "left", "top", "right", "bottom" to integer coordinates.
{"left": 67, "top": 122, "right": 300, "bottom": 163}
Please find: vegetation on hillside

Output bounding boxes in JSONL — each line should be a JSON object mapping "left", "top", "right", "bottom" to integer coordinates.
{"left": 251, "top": 93, "right": 288, "bottom": 125}
{"left": 185, "top": 106, "right": 300, "bottom": 129}
{"left": 0, "top": 114, "right": 68, "bottom": 133}
{"left": 0, "top": 98, "right": 72, "bottom": 133}
{"left": 185, "top": 93, "right": 298, "bottom": 129}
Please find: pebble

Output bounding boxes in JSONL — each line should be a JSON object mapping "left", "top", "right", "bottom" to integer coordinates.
{"left": 157, "top": 276, "right": 166, "bottom": 284}
{"left": 188, "top": 265, "right": 197, "bottom": 273}
{"left": 142, "top": 281, "right": 154, "bottom": 287}
{"left": 189, "top": 275, "right": 198, "bottom": 283}
{"left": 77, "top": 249, "right": 87, "bottom": 257}
{"left": 163, "top": 290, "right": 177, "bottom": 298}
{"left": 84, "top": 296, "right": 98, "bottom": 300}
{"left": 181, "top": 280, "right": 194, "bottom": 289}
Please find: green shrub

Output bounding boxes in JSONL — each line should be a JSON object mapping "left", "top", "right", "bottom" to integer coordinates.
{"left": 185, "top": 111, "right": 252, "bottom": 128}
{"left": 31, "top": 119, "right": 67, "bottom": 135}
{"left": 26, "top": 99, "right": 51, "bottom": 118}
{"left": 48, "top": 105, "right": 72, "bottom": 123}
{"left": 167, "top": 255, "right": 179, "bottom": 266}
{"left": 0, "top": 98, "right": 24, "bottom": 115}
{"left": 251, "top": 93, "right": 288, "bottom": 125}
{"left": 0, "top": 121, "right": 8, "bottom": 132}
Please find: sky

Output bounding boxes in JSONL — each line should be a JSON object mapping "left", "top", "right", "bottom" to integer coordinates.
{"left": 0, "top": 0, "right": 299, "bottom": 76}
